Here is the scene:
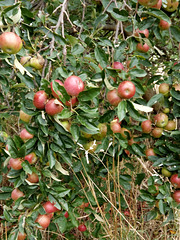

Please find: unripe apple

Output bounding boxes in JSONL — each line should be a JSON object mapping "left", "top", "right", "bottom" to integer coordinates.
{"left": 64, "top": 211, "right": 69, "bottom": 218}
{"left": 36, "top": 214, "right": 51, "bottom": 228}
{"left": 112, "top": 61, "right": 124, "bottom": 70}
{"left": 9, "top": 158, "right": 23, "bottom": 170}
{"left": 81, "top": 131, "right": 92, "bottom": 139}
{"left": 61, "top": 121, "right": 71, "bottom": 132}
{"left": 172, "top": 190, "right": 180, "bottom": 203}
{"left": 159, "top": 20, "right": 171, "bottom": 30}
{"left": 145, "top": 148, "right": 156, "bottom": 157}
{"left": 141, "top": 120, "right": 152, "bottom": 133}
{"left": 11, "top": 188, "right": 24, "bottom": 200}
{"left": 43, "top": 201, "right": 59, "bottom": 213}
{"left": 0, "top": 32, "right": 22, "bottom": 54}
{"left": 33, "top": 90, "right": 48, "bottom": 109}
{"left": 107, "top": 89, "right": 122, "bottom": 106}
{"left": 27, "top": 172, "right": 39, "bottom": 183}
{"left": 50, "top": 79, "right": 64, "bottom": 99}
{"left": 152, "top": 0, "right": 162, "bottom": 9}
{"left": 136, "top": 43, "right": 150, "bottom": 53}
{"left": 19, "top": 110, "right": 32, "bottom": 123}
{"left": 30, "top": 54, "right": 44, "bottom": 70}
{"left": 20, "top": 56, "right": 31, "bottom": 67}
{"left": 78, "top": 224, "right": 87, "bottom": 232}
{"left": 17, "top": 232, "right": 27, "bottom": 240}
{"left": 138, "top": 0, "right": 159, "bottom": 7}
{"left": 152, "top": 127, "right": 163, "bottom": 138}
{"left": 159, "top": 83, "right": 170, "bottom": 96}
{"left": 24, "top": 152, "right": 37, "bottom": 164}
{"left": 20, "top": 129, "right": 34, "bottom": 142}
{"left": 162, "top": 108, "right": 170, "bottom": 114}
{"left": 45, "top": 99, "right": 63, "bottom": 116}
{"left": 170, "top": 174, "right": 180, "bottom": 188}
{"left": 161, "top": 167, "right": 172, "bottom": 177}
{"left": 162, "top": 0, "right": 179, "bottom": 12}
{"left": 118, "top": 81, "right": 136, "bottom": 99}
{"left": 65, "top": 96, "right": 78, "bottom": 107}
{"left": 154, "top": 113, "right": 168, "bottom": 127}
{"left": 134, "top": 28, "right": 149, "bottom": 38}
{"left": 119, "top": 128, "right": 131, "bottom": 139}
{"left": 94, "top": 123, "right": 107, "bottom": 140}
{"left": 164, "top": 120, "right": 176, "bottom": 131}
{"left": 64, "top": 75, "right": 84, "bottom": 96}
{"left": 84, "top": 141, "right": 97, "bottom": 153}
{"left": 110, "top": 120, "right": 121, "bottom": 133}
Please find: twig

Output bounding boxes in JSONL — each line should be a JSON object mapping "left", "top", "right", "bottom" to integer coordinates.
{"left": 102, "top": 0, "right": 114, "bottom": 14}
{"left": 79, "top": 0, "right": 86, "bottom": 39}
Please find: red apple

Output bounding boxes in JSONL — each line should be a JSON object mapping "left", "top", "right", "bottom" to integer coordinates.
{"left": 138, "top": 0, "right": 159, "bottom": 7}
{"left": 27, "top": 172, "right": 39, "bottom": 183}
{"left": 145, "top": 148, "right": 156, "bottom": 157}
{"left": 20, "top": 129, "right": 34, "bottom": 142}
{"left": 19, "top": 110, "right": 32, "bottom": 123}
{"left": 64, "top": 211, "right": 69, "bottom": 218}
{"left": 107, "top": 89, "right": 122, "bottom": 106}
{"left": 11, "top": 188, "right": 24, "bottom": 200}
{"left": 124, "top": 209, "right": 130, "bottom": 216}
{"left": 36, "top": 214, "right": 51, "bottom": 228}
{"left": 159, "top": 20, "right": 171, "bottom": 30}
{"left": 154, "top": 113, "right": 168, "bottom": 127}
{"left": 152, "top": 0, "right": 162, "bottom": 9}
{"left": 172, "top": 190, "right": 180, "bottom": 203}
{"left": 110, "top": 120, "right": 121, "bottom": 133}
{"left": 9, "top": 158, "right": 23, "bottom": 170}
{"left": 65, "top": 96, "right": 78, "bottom": 107}
{"left": 141, "top": 120, "right": 152, "bottom": 133}
{"left": 17, "top": 232, "right": 27, "bottom": 240}
{"left": 124, "top": 149, "right": 130, "bottom": 155}
{"left": 24, "top": 152, "right": 37, "bottom": 164}
{"left": 136, "top": 43, "right": 150, "bottom": 53}
{"left": 45, "top": 99, "right": 63, "bottom": 116}
{"left": 20, "top": 56, "right": 31, "bottom": 67}
{"left": 164, "top": 120, "right": 176, "bottom": 131}
{"left": 170, "top": 174, "right": 180, "bottom": 188}
{"left": 50, "top": 80, "right": 64, "bottom": 99}
{"left": 135, "top": 28, "right": 149, "bottom": 38}
{"left": 43, "top": 201, "right": 59, "bottom": 213}
{"left": 33, "top": 90, "right": 48, "bottom": 109}
{"left": 112, "top": 61, "right": 124, "bottom": 70}
{"left": 64, "top": 75, "right": 84, "bottom": 96}
{"left": 78, "top": 224, "right": 87, "bottom": 232}
{"left": 0, "top": 32, "right": 22, "bottom": 54}
{"left": 118, "top": 81, "right": 136, "bottom": 99}
{"left": 152, "top": 127, "right": 163, "bottom": 138}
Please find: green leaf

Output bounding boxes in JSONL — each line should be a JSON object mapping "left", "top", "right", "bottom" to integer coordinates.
{"left": 71, "top": 43, "right": 85, "bottom": 55}
{"left": 127, "top": 101, "right": 147, "bottom": 122}
{"left": 77, "top": 116, "right": 99, "bottom": 133}
{"left": 47, "top": 149, "right": 56, "bottom": 169}
{"left": 145, "top": 209, "right": 158, "bottom": 221}
{"left": 111, "top": 8, "right": 129, "bottom": 21}
{"left": 170, "top": 26, "right": 180, "bottom": 42}
{"left": 78, "top": 88, "right": 100, "bottom": 101}
{"left": 170, "top": 89, "right": 180, "bottom": 101}
{"left": 54, "top": 216, "right": 67, "bottom": 233}
{"left": 52, "top": 80, "right": 70, "bottom": 102}
{"left": 140, "top": 191, "right": 155, "bottom": 202}
{"left": 131, "top": 144, "right": 145, "bottom": 157}
{"left": 69, "top": 211, "right": 78, "bottom": 227}
{"left": 173, "top": 104, "right": 180, "bottom": 118}
{"left": 95, "top": 47, "right": 108, "bottom": 69}
{"left": 147, "top": 9, "right": 171, "bottom": 24}
{"left": 94, "top": 14, "right": 108, "bottom": 29}
{"left": 22, "top": 161, "right": 32, "bottom": 174}
{"left": 129, "top": 68, "right": 147, "bottom": 77}
{"left": 70, "top": 124, "right": 79, "bottom": 142}
{"left": 147, "top": 93, "right": 164, "bottom": 106}
{"left": 135, "top": 173, "right": 145, "bottom": 185}
{"left": 0, "top": 192, "right": 11, "bottom": 200}
{"left": 0, "top": 0, "right": 15, "bottom": 6}
{"left": 117, "top": 100, "right": 127, "bottom": 122}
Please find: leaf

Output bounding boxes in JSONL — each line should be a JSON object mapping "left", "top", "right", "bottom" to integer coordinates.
{"left": 117, "top": 100, "right": 127, "bottom": 122}
{"left": 55, "top": 161, "right": 69, "bottom": 175}
{"left": 70, "top": 124, "right": 79, "bottom": 142}
{"left": 47, "top": 149, "right": 56, "bottom": 169}
{"left": 145, "top": 209, "right": 158, "bottom": 221}
{"left": 71, "top": 43, "right": 85, "bottom": 55}
{"left": 94, "top": 13, "right": 108, "bottom": 29}
{"left": 129, "top": 68, "right": 147, "bottom": 77}
{"left": 78, "top": 88, "right": 100, "bottom": 101}
{"left": 147, "top": 8, "right": 171, "bottom": 24}
{"left": 77, "top": 116, "right": 99, "bottom": 133}
{"left": 95, "top": 47, "right": 108, "bottom": 69}
{"left": 14, "top": 58, "right": 33, "bottom": 77}
{"left": 170, "top": 26, "right": 180, "bottom": 42}
{"left": 131, "top": 144, "right": 145, "bottom": 157}
{"left": 170, "top": 89, "right": 180, "bottom": 101}
{"left": 135, "top": 173, "right": 145, "bottom": 185}
{"left": 111, "top": 8, "right": 129, "bottom": 21}
{"left": 147, "top": 93, "right": 164, "bottom": 106}
{"left": 0, "top": 192, "right": 11, "bottom": 200}
{"left": 54, "top": 216, "right": 67, "bottom": 233}
{"left": 127, "top": 101, "right": 147, "bottom": 121}
{"left": 21, "top": 161, "right": 32, "bottom": 174}
{"left": 132, "top": 102, "right": 153, "bottom": 113}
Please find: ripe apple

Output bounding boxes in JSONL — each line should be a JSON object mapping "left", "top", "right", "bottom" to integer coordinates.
{"left": 141, "top": 120, "right": 152, "bottom": 133}
{"left": 154, "top": 113, "right": 168, "bottom": 128}
{"left": 145, "top": 148, "right": 156, "bottom": 157}
{"left": 11, "top": 188, "right": 24, "bottom": 200}
{"left": 20, "top": 129, "right": 34, "bottom": 142}
{"left": 136, "top": 43, "right": 150, "bottom": 53}
{"left": 78, "top": 224, "right": 87, "bottom": 232}
{"left": 164, "top": 120, "right": 176, "bottom": 131}
{"left": 20, "top": 56, "right": 31, "bottom": 67}
{"left": 30, "top": 54, "right": 44, "bottom": 70}
{"left": 36, "top": 214, "right": 51, "bottom": 228}
{"left": 33, "top": 90, "right": 48, "bottom": 109}
{"left": 64, "top": 211, "right": 69, "bottom": 218}
{"left": 43, "top": 201, "right": 59, "bottom": 213}
{"left": 17, "top": 232, "right": 27, "bottom": 240}
{"left": 118, "top": 81, "right": 136, "bottom": 99}
{"left": 138, "top": 0, "right": 159, "bottom": 7}
{"left": 124, "top": 149, "right": 130, "bottom": 155}
{"left": 64, "top": 75, "right": 84, "bottom": 96}
{"left": 45, "top": 99, "right": 63, "bottom": 116}
{"left": 170, "top": 174, "right": 180, "bottom": 188}
{"left": 152, "top": 127, "right": 163, "bottom": 138}
{"left": 50, "top": 79, "right": 64, "bottom": 99}
{"left": 152, "top": 0, "right": 162, "bottom": 9}
{"left": 159, "top": 83, "right": 170, "bottom": 96}
{"left": 162, "top": 0, "right": 179, "bottom": 12}
{"left": 65, "top": 96, "right": 78, "bottom": 107}
{"left": 9, "top": 158, "right": 23, "bottom": 170}
{"left": 161, "top": 167, "right": 172, "bottom": 177}
{"left": 20, "top": 110, "right": 32, "bottom": 123}
{"left": 107, "top": 89, "right": 122, "bottom": 106}
{"left": 119, "top": 128, "right": 131, "bottom": 139}
{"left": 84, "top": 141, "right": 97, "bottom": 153}
{"left": 134, "top": 28, "right": 149, "bottom": 38}
{"left": 110, "top": 120, "right": 121, "bottom": 133}
{"left": 24, "top": 152, "right": 37, "bottom": 164}
{"left": 0, "top": 32, "right": 22, "bottom": 54}
{"left": 47, "top": 213, "right": 54, "bottom": 219}
{"left": 27, "top": 172, "right": 39, "bottom": 183}
{"left": 124, "top": 209, "right": 130, "bottom": 216}
{"left": 94, "top": 123, "right": 107, "bottom": 140}
{"left": 159, "top": 20, "right": 171, "bottom": 30}
{"left": 112, "top": 61, "right": 124, "bottom": 70}
{"left": 172, "top": 190, "right": 180, "bottom": 203}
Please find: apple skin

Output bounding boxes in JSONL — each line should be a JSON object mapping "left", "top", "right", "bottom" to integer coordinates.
{"left": 17, "top": 232, "right": 27, "bottom": 240}
{"left": 20, "top": 56, "right": 31, "bottom": 67}
{"left": 20, "top": 129, "right": 34, "bottom": 142}
{"left": 84, "top": 141, "right": 97, "bottom": 153}
{"left": 141, "top": 120, "right": 152, "bottom": 134}
{"left": 36, "top": 214, "right": 51, "bottom": 228}
{"left": 172, "top": 190, "right": 180, "bottom": 203}
{"left": 119, "top": 128, "right": 131, "bottom": 139}
{"left": 94, "top": 123, "right": 107, "bottom": 140}
{"left": 61, "top": 121, "right": 71, "bottom": 132}
{"left": 134, "top": 28, "right": 149, "bottom": 38}
{"left": 159, "top": 20, "right": 171, "bottom": 30}
{"left": 159, "top": 83, "right": 170, "bottom": 96}
{"left": 78, "top": 224, "right": 87, "bottom": 232}
{"left": 152, "top": 127, "right": 163, "bottom": 138}
{"left": 162, "top": 0, "right": 179, "bottom": 12}
{"left": 107, "top": 89, "right": 122, "bottom": 106}
{"left": 138, "top": 0, "right": 159, "bottom": 7}
{"left": 145, "top": 148, "right": 156, "bottom": 157}
{"left": 164, "top": 120, "right": 176, "bottom": 131}
{"left": 110, "top": 120, "right": 121, "bottom": 133}
{"left": 33, "top": 90, "right": 48, "bottom": 110}
{"left": 162, "top": 108, "right": 170, "bottom": 114}
{"left": 152, "top": 0, "right": 162, "bottom": 9}
{"left": 27, "top": 172, "right": 39, "bottom": 183}
{"left": 170, "top": 174, "right": 180, "bottom": 188}
{"left": 45, "top": 99, "right": 63, "bottom": 116}
{"left": 64, "top": 75, "right": 84, "bottom": 96}
{"left": 20, "top": 110, "right": 32, "bottom": 123}
{"left": 161, "top": 167, "right": 172, "bottom": 177}
{"left": 118, "top": 81, "right": 136, "bottom": 99}
{"left": 9, "top": 158, "right": 23, "bottom": 170}
{"left": 64, "top": 211, "right": 69, "bottom": 218}
{"left": 65, "top": 96, "right": 78, "bottom": 107}
{"left": 24, "top": 152, "right": 37, "bottom": 164}
{"left": 11, "top": 188, "right": 24, "bottom": 200}
{"left": 43, "top": 201, "right": 59, "bottom": 213}
{"left": 154, "top": 113, "right": 168, "bottom": 128}
{"left": 50, "top": 79, "right": 64, "bottom": 99}
{"left": 0, "top": 32, "right": 22, "bottom": 54}
{"left": 112, "top": 62, "right": 124, "bottom": 70}
{"left": 124, "top": 209, "right": 130, "bottom": 216}
{"left": 136, "top": 43, "right": 150, "bottom": 53}
{"left": 30, "top": 54, "right": 44, "bottom": 70}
